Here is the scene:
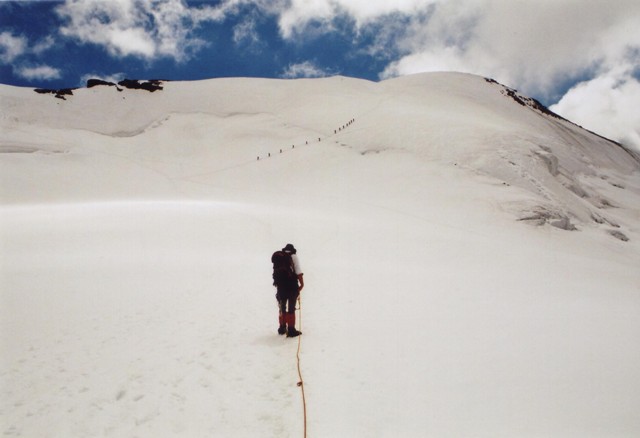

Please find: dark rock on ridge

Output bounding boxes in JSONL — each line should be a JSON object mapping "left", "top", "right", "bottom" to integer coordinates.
{"left": 117, "top": 79, "right": 165, "bottom": 92}
{"left": 484, "top": 77, "right": 569, "bottom": 122}
{"left": 485, "top": 77, "right": 640, "bottom": 164}
{"left": 86, "top": 78, "right": 167, "bottom": 92}
{"left": 34, "top": 78, "right": 167, "bottom": 99}
{"left": 87, "top": 79, "right": 119, "bottom": 89}
{"left": 34, "top": 87, "right": 76, "bottom": 100}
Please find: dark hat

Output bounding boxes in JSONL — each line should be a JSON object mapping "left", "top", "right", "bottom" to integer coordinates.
{"left": 283, "top": 243, "right": 297, "bottom": 254}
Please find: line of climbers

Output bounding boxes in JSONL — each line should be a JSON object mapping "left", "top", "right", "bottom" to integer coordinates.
{"left": 334, "top": 118, "right": 355, "bottom": 134}
{"left": 256, "top": 118, "right": 356, "bottom": 161}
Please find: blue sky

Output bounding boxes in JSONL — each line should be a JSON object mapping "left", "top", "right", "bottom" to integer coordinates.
{"left": 1, "top": 0, "right": 639, "bottom": 149}
{"left": 0, "top": 1, "right": 394, "bottom": 88}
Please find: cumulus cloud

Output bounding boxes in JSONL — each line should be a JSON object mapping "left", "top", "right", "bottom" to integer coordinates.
{"left": 0, "top": 32, "right": 57, "bottom": 64}
{"left": 281, "top": 61, "right": 333, "bottom": 78}
{"left": 233, "top": 14, "right": 263, "bottom": 49}
{"left": 55, "top": 0, "right": 231, "bottom": 61}
{"left": 32, "top": 36, "right": 56, "bottom": 55}
{"left": 0, "top": 31, "right": 28, "bottom": 63}
{"left": 276, "top": 0, "right": 432, "bottom": 38}
{"left": 16, "top": 65, "right": 62, "bottom": 81}
{"left": 551, "top": 65, "right": 640, "bottom": 150}
{"left": 277, "top": 0, "right": 336, "bottom": 39}
{"left": 1, "top": 31, "right": 60, "bottom": 82}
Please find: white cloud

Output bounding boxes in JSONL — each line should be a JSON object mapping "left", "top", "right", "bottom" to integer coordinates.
{"left": 233, "top": 16, "right": 261, "bottom": 47}
{"left": 551, "top": 65, "right": 640, "bottom": 151}
{"left": 57, "top": 0, "right": 161, "bottom": 58}
{"left": 0, "top": 32, "right": 57, "bottom": 66}
{"left": 0, "top": 31, "right": 28, "bottom": 63}
{"left": 275, "top": 0, "right": 435, "bottom": 38}
{"left": 277, "top": 0, "right": 336, "bottom": 39}
{"left": 112, "top": 27, "right": 156, "bottom": 58}
{"left": 16, "top": 65, "right": 62, "bottom": 81}
{"left": 281, "top": 61, "right": 333, "bottom": 78}
{"left": 32, "top": 36, "right": 56, "bottom": 55}
{"left": 55, "top": 0, "right": 229, "bottom": 61}
{"left": 0, "top": 31, "right": 61, "bottom": 80}
{"left": 1, "top": 32, "right": 60, "bottom": 82}
{"left": 334, "top": 0, "right": 432, "bottom": 22}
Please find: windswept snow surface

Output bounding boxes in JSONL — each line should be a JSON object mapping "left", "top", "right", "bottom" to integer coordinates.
{"left": 1, "top": 73, "right": 640, "bottom": 437}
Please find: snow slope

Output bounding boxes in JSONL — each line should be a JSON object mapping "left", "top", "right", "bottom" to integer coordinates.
{"left": 1, "top": 73, "right": 640, "bottom": 437}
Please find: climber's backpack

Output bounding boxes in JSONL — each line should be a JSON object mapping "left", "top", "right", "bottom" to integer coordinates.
{"left": 272, "top": 251, "right": 295, "bottom": 286}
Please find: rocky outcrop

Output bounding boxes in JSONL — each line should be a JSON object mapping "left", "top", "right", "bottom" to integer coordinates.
{"left": 34, "top": 87, "right": 76, "bottom": 100}
{"left": 86, "top": 78, "right": 166, "bottom": 92}
{"left": 87, "top": 79, "right": 120, "bottom": 89}
{"left": 34, "top": 78, "right": 166, "bottom": 99}
{"left": 117, "top": 79, "right": 165, "bottom": 92}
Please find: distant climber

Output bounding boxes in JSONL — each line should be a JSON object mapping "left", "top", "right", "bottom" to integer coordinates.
{"left": 272, "top": 244, "right": 304, "bottom": 337}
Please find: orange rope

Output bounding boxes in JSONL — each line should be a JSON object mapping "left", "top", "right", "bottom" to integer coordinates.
{"left": 296, "top": 296, "right": 307, "bottom": 438}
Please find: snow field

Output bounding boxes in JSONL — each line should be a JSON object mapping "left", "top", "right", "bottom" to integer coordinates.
{"left": 2, "top": 201, "right": 303, "bottom": 437}
{"left": 2, "top": 72, "right": 640, "bottom": 437}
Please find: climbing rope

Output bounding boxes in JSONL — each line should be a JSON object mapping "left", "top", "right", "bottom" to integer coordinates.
{"left": 296, "top": 296, "right": 307, "bottom": 438}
